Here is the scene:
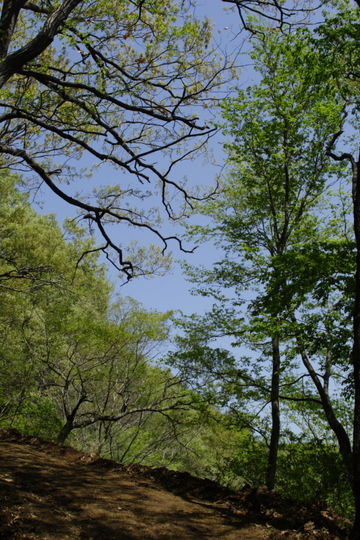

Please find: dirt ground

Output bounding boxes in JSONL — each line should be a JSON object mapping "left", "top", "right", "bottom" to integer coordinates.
{"left": 0, "top": 428, "right": 350, "bottom": 540}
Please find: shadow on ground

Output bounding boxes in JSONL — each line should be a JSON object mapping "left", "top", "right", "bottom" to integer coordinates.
{"left": 0, "top": 429, "right": 349, "bottom": 540}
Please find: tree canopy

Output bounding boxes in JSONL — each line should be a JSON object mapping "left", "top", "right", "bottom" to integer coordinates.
{"left": 0, "top": 0, "right": 233, "bottom": 278}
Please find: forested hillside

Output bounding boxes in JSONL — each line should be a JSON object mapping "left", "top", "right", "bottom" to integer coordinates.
{"left": 1, "top": 0, "right": 360, "bottom": 538}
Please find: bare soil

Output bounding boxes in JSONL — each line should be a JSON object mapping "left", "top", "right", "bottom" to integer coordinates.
{"left": 0, "top": 428, "right": 350, "bottom": 540}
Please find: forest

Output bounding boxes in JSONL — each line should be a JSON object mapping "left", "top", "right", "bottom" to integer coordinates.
{"left": 0, "top": 0, "right": 360, "bottom": 538}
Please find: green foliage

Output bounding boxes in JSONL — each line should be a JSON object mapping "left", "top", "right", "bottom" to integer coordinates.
{"left": 222, "top": 434, "right": 354, "bottom": 519}
{"left": 172, "top": 27, "right": 355, "bottom": 494}
{"left": 276, "top": 440, "right": 353, "bottom": 518}
{"left": 0, "top": 171, "right": 193, "bottom": 460}
{"left": 12, "top": 397, "right": 63, "bottom": 441}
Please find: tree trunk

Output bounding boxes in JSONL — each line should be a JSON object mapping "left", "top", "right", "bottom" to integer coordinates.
{"left": 56, "top": 419, "right": 74, "bottom": 445}
{"left": 325, "top": 128, "right": 360, "bottom": 538}
{"left": 351, "top": 154, "right": 360, "bottom": 540}
{"left": 56, "top": 393, "right": 88, "bottom": 445}
{"left": 266, "top": 334, "right": 280, "bottom": 490}
{"left": 301, "top": 349, "right": 353, "bottom": 482}
{"left": 0, "top": 0, "right": 83, "bottom": 87}
{"left": 288, "top": 312, "right": 354, "bottom": 486}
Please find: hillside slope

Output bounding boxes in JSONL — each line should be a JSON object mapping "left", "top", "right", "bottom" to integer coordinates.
{"left": 0, "top": 429, "right": 348, "bottom": 540}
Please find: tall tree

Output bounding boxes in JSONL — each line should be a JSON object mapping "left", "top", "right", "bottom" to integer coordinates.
{"left": 170, "top": 30, "right": 354, "bottom": 490}
{"left": 310, "top": 5, "right": 360, "bottom": 535}
{"left": 0, "top": 0, "right": 232, "bottom": 277}
{"left": 223, "top": 2, "right": 360, "bottom": 535}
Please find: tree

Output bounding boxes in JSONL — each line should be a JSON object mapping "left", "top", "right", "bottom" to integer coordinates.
{"left": 0, "top": 172, "right": 197, "bottom": 455}
{"left": 221, "top": 2, "right": 360, "bottom": 535}
{"left": 169, "top": 30, "right": 355, "bottom": 491}
{"left": 40, "top": 298, "right": 190, "bottom": 446}
{"left": 304, "top": 5, "right": 360, "bottom": 536}
{"left": 0, "top": 0, "right": 232, "bottom": 278}
{"left": 0, "top": 168, "right": 82, "bottom": 429}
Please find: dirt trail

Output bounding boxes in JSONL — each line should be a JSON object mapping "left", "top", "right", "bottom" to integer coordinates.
{"left": 0, "top": 429, "right": 348, "bottom": 540}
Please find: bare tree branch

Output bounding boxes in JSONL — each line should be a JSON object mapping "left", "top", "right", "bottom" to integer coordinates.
{"left": 0, "top": 0, "right": 232, "bottom": 277}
